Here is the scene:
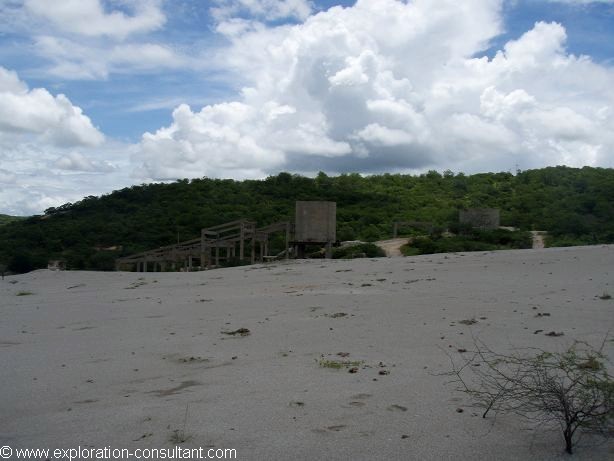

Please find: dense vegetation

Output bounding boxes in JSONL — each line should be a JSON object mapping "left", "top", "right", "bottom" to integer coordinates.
{"left": 0, "top": 166, "right": 613, "bottom": 273}
{"left": 402, "top": 228, "right": 533, "bottom": 256}
{"left": 333, "top": 243, "right": 386, "bottom": 259}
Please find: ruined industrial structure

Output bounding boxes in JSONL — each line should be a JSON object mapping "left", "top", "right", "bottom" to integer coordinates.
{"left": 294, "top": 201, "right": 336, "bottom": 258}
{"left": 115, "top": 201, "right": 336, "bottom": 272}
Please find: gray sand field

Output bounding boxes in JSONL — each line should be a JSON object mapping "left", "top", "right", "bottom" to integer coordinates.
{"left": 1, "top": 246, "right": 613, "bottom": 460}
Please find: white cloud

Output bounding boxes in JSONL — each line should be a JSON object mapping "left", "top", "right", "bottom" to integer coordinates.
{"left": 34, "top": 36, "right": 186, "bottom": 80}
{"left": 0, "top": 67, "right": 104, "bottom": 146}
{"left": 0, "top": 68, "right": 128, "bottom": 215}
{"left": 138, "top": 103, "right": 285, "bottom": 179}
{"left": 24, "top": 0, "right": 166, "bottom": 40}
{"left": 54, "top": 152, "right": 115, "bottom": 173}
{"left": 133, "top": 0, "right": 614, "bottom": 181}
{"left": 5, "top": 1, "right": 184, "bottom": 81}
{"left": 0, "top": 168, "right": 16, "bottom": 186}
{"left": 0, "top": 140, "right": 133, "bottom": 216}
{"left": 211, "top": 0, "right": 313, "bottom": 22}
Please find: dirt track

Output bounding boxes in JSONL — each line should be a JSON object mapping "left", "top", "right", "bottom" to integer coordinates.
{"left": 375, "top": 238, "right": 407, "bottom": 257}
{"left": 531, "top": 231, "right": 547, "bottom": 249}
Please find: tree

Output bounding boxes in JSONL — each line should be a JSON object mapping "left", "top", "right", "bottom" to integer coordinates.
{"left": 445, "top": 338, "right": 613, "bottom": 455}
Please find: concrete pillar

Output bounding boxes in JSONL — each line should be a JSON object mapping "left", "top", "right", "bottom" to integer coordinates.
{"left": 215, "top": 247, "right": 220, "bottom": 266}
{"left": 251, "top": 239, "right": 256, "bottom": 264}
{"left": 325, "top": 242, "right": 333, "bottom": 259}
{"left": 207, "top": 246, "right": 212, "bottom": 269}
{"left": 285, "top": 224, "right": 290, "bottom": 260}
{"left": 239, "top": 225, "right": 245, "bottom": 261}
{"left": 188, "top": 256, "right": 193, "bottom": 271}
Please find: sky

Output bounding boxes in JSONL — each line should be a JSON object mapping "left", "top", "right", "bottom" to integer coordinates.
{"left": 0, "top": 0, "right": 613, "bottom": 216}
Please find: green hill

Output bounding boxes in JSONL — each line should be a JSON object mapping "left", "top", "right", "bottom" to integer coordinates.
{"left": 1, "top": 166, "right": 613, "bottom": 273}
{"left": 0, "top": 214, "right": 26, "bottom": 226}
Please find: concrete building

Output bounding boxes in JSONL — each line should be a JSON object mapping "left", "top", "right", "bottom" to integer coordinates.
{"left": 294, "top": 201, "right": 336, "bottom": 258}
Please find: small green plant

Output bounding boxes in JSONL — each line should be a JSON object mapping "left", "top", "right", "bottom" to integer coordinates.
{"left": 16, "top": 291, "right": 33, "bottom": 296}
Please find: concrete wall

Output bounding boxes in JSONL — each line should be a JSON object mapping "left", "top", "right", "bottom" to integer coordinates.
{"left": 295, "top": 201, "right": 336, "bottom": 242}
{"left": 459, "top": 208, "right": 500, "bottom": 229}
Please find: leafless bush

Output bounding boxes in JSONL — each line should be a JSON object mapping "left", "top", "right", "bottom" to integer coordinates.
{"left": 444, "top": 337, "right": 613, "bottom": 454}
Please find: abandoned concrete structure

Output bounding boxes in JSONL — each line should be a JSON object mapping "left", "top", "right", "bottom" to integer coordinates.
{"left": 459, "top": 208, "right": 500, "bottom": 229}
{"left": 115, "top": 201, "right": 335, "bottom": 272}
{"left": 293, "top": 201, "right": 336, "bottom": 259}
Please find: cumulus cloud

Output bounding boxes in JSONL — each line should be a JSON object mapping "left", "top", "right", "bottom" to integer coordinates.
{"left": 24, "top": 0, "right": 166, "bottom": 40}
{"left": 0, "top": 139, "right": 133, "bottom": 216}
{"left": 134, "top": 0, "right": 614, "bottom": 180}
{"left": 0, "top": 68, "right": 125, "bottom": 215}
{"left": 0, "top": 67, "right": 104, "bottom": 146}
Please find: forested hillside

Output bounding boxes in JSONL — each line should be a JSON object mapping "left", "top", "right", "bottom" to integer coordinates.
{"left": 0, "top": 215, "right": 25, "bottom": 226}
{"left": 0, "top": 166, "right": 613, "bottom": 273}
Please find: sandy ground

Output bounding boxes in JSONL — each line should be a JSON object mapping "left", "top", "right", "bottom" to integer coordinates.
{"left": 1, "top": 246, "right": 613, "bottom": 460}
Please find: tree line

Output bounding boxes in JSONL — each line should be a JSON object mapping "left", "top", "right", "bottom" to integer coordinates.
{"left": 0, "top": 166, "right": 613, "bottom": 273}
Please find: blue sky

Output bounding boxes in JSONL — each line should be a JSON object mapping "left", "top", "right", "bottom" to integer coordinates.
{"left": 0, "top": 0, "right": 613, "bottom": 215}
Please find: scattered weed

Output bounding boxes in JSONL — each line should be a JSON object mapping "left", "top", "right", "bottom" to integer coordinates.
{"left": 125, "top": 281, "right": 147, "bottom": 289}
{"left": 325, "top": 312, "right": 348, "bottom": 318}
{"left": 169, "top": 404, "right": 191, "bottom": 444}
{"left": 318, "top": 359, "right": 363, "bottom": 369}
{"left": 221, "top": 328, "right": 250, "bottom": 336}
{"left": 459, "top": 318, "right": 478, "bottom": 325}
